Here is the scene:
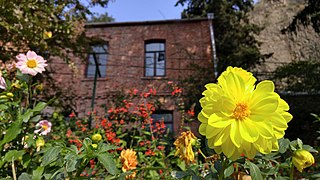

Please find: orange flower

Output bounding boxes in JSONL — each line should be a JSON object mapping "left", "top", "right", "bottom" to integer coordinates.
{"left": 120, "top": 149, "right": 138, "bottom": 179}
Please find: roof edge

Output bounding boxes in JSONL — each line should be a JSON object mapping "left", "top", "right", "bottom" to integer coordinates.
{"left": 85, "top": 17, "right": 209, "bottom": 28}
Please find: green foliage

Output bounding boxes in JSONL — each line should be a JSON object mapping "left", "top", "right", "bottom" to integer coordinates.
{"left": 88, "top": 12, "right": 115, "bottom": 23}
{"left": 273, "top": 60, "right": 320, "bottom": 93}
{"left": 0, "top": 0, "right": 110, "bottom": 62}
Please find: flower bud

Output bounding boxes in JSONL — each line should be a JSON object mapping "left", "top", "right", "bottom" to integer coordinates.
{"left": 91, "top": 144, "right": 98, "bottom": 149}
{"left": 6, "top": 92, "right": 13, "bottom": 98}
{"left": 92, "top": 133, "right": 102, "bottom": 142}
{"left": 292, "top": 149, "right": 315, "bottom": 172}
{"left": 36, "top": 138, "right": 45, "bottom": 148}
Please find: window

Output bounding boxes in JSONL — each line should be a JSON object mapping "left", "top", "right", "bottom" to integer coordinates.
{"left": 86, "top": 45, "right": 108, "bottom": 78}
{"left": 151, "top": 111, "right": 173, "bottom": 133}
{"left": 145, "top": 40, "right": 166, "bottom": 77}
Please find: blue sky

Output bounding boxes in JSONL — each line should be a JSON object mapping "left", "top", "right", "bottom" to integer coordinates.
{"left": 90, "top": 0, "right": 185, "bottom": 22}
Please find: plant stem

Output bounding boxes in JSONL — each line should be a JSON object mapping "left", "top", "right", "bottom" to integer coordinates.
{"left": 218, "top": 155, "right": 225, "bottom": 180}
{"left": 12, "top": 158, "right": 16, "bottom": 180}
{"left": 290, "top": 163, "right": 294, "bottom": 180}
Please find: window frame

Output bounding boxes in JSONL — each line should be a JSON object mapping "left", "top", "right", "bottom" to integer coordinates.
{"left": 85, "top": 44, "right": 108, "bottom": 78}
{"left": 144, "top": 39, "right": 166, "bottom": 77}
{"left": 151, "top": 110, "right": 173, "bottom": 133}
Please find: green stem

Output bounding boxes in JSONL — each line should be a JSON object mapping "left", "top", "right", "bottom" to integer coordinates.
{"left": 290, "top": 163, "right": 294, "bottom": 180}
{"left": 12, "top": 158, "right": 16, "bottom": 180}
{"left": 218, "top": 155, "right": 226, "bottom": 180}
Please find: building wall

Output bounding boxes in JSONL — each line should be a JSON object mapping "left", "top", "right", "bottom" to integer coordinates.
{"left": 48, "top": 19, "right": 213, "bottom": 134}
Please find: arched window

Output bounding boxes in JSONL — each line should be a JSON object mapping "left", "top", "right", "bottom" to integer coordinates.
{"left": 144, "top": 40, "right": 166, "bottom": 77}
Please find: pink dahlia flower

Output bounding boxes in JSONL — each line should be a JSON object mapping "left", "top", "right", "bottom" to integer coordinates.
{"left": 16, "top": 51, "right": 47, "bottom": 76}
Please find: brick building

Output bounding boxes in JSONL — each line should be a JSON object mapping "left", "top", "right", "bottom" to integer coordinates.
{"left": 49, "top": 18, "right": 213, "bottom": 133}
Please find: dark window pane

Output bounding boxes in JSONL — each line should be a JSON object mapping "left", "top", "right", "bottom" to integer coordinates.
{"left": 86, "top": 44, "right": 108, "bottom": 78}
{"left": 156, "top": 52, "right": 165, "bottom": 76}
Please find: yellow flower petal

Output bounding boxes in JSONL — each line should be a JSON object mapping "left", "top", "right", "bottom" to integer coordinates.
{"left": 239, "top": 121, "right": 259, "bottom": 143}
{"left": 230, "top": 121, "right": 242, "bottom": 148}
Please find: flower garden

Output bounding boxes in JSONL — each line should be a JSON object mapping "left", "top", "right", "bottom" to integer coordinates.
{"left": 0, "top": 51, "right": 319, "bottom": 179}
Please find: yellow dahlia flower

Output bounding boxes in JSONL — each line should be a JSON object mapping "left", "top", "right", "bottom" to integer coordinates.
{"left": 120, "top": 149, "right": 138, "bottom": 179}
{"left": 198, "top": 66, "right": 292, "bottom": 160}
{"left": 174, "top": 131, "right": 197, "bottom": 164}
{"left": 292, "top": 149, "right": 315, "bottom": 172}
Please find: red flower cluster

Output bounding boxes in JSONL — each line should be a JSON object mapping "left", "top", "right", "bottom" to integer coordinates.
{"left": 75, "top": 120, "right": 87, "bottom": 132}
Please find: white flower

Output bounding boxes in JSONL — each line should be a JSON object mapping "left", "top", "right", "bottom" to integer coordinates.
{"left": 0, "top": 75, "right": 6, "bottom": 90}
{"left": 34, "top": 120, "right": 52, "bottom": 135}
{"left": 16, "top": 51, "right": 47, "bottom": 76}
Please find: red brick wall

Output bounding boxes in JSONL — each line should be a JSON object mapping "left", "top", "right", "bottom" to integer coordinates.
{"left": 49, "top": 19, "right": 213, "bottom": 134}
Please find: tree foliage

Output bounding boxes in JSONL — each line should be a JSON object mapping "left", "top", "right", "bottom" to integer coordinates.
{"left": 0, "top": 0, "right": 110, "bottom": 62}
{"left": 273, "top": 60, "right": 320, "bottom": 93}
{"left": 88, "top": 12, "right": 115, "bottom": 23}
{"left": 284, "top": 0, "right": 320, "bottom": 34}
{"left": 176, "top": 0, "right": 265, "bottom": 75}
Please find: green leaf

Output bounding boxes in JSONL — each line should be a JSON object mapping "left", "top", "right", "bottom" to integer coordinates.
{"left": 177, "top": 159, "right": 186, "bottom": 171}
{"left": 278, "top": 138, "right": 290, "bottom": 153}
{"left": 171, "top": 170, "right": 189, "bottom": 179}
{"left": 30, "top": 115, "right": 41, "bottom": 122}
{"left": 65, "top": 154, "right": 80, "bottom": 172}
{"left": 311, "top": 173, "right": 320, "bottom": 178}
{"left": 32, "top": 166, "right": 44, "bottom": 180}
{"left": 224, "top": 164, "right": 234, "bottom": 177}
{"left": 0, "top": 104, "right": 8, "bottom": 110}
{"left": 32, "top": 102, "right": 47, "bottom": 112}
{"left": 99, "top": 143, "right": 118, "bottom": 152}
{"left": 0, "top": 121, "right": 22, "bottom": 148}
{"left": 302, "top": 145, "right": 318, "bottom": 153}
{"left": 41, "top": 147, "right": 61, "bottom": 166}
{"left": 297, "top": 138, "right": 303, "bottom": 149}
{"left": 248, "top": 161, "right": 263, "bottom": 180}
{"left": 0, "top": 160, "right": 5, "bottom": 168}
{"left": 22, "top": 110, "right": 33, "bottom": 123}
{"left": 97, "top": 153, "right": 118, "bottom": 175}
{"left": 18, "top": 173, "right": 32, "bottom": 180}
{"left": 4, "top": 150, "right": 25, "bottom": 162}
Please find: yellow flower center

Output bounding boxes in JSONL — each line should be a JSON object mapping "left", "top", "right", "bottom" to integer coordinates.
{"left": 26, "top": 59, "right": 37, "bottom": 68}
{"left": 232, "top": 103, "right": 250, "bottom": 120}
{"left": 42, "top": 125, "right": 48, "bottom": 130}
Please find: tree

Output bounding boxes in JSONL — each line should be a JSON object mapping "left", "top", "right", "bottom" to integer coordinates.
{"left": 0, "top": 0, "right": 110, "bottom": 63}
{"left": 273, "top": 60, "right": 320, "bottom": 93}
{"left": 176, "top": 0, "right": 265, "bottom": 75}
{"left": 88, "top": 12, "right": 115, "bottom": 23}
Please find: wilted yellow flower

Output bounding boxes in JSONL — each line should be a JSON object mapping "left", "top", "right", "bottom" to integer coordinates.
{"left": 292, "top": 149, "right": 315, "bottom": 172}
{"left": 120, "top": 149, "right": 138, "bottom": 179}
{"left": 198, "top": 67, "right": 292, "bottom": 160}
{"left": 174, "top": 131, "right": 197, "bottom": 164}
